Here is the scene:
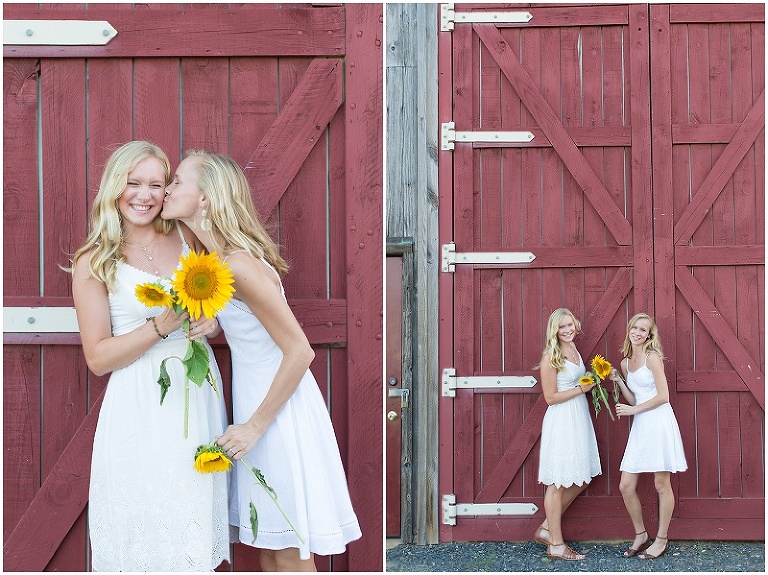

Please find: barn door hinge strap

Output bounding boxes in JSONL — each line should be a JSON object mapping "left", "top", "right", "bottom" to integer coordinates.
{"left": 440, "top": 4, "right": 533, "bottom": 32}
{"left": 442, "top": 368, "right": 537, "bottom": 397}
{"left": 441, "top": 122, "right": 534, "bottom": 150}
{"left": 442, "top": 242, "right": 536, "bottom": 272}
{"left": 3, "top": 20, "right": 118, "bottom": 46}
{"left": 442, "top": 494, "right": 539, "bottom": 525}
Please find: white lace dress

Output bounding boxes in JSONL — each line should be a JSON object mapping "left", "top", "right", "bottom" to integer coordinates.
{"left": 538, "top": 354, "right": 602, "bottom": 488}
{"left": 620, "top": 355, "right": 687, "bottom": 473}
{"left": 217, "top": 258, "right": 361, "bottom": 560}
{"left": 88, "top": 235, "right": 230, "bottom": 571}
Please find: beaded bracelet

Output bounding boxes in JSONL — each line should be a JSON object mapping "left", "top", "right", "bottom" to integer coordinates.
{"left": 147, "top": 316, "right": 167, "bottom": 339}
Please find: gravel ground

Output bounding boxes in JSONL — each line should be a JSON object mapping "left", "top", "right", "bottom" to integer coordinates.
{"left": 386, "top": 540, "right": 765, "bottom": 572}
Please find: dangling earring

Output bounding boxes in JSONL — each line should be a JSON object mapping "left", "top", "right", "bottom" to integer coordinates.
{"left": 200, "top": 209, "right": 212, "bottom": 231}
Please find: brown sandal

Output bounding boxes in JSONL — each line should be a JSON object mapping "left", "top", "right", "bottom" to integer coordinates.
{"left": 638, "top": 536, "right": 669, "bottom": 560}
{"left": 623, "top": 531, "right": 651, "bottom": 557}
{"left": 547, "top": 543, "right": 585, "bottom": 561}
{"left": 534, "top": 524, "right": 552, "bottom": 546}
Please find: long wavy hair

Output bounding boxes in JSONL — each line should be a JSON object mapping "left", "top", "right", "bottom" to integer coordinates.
{"left": 534, "top": 308, "right": 582, "bottom": 371}
{"left": 70, "top": 141, "right": 172, "bottom": 291}
{"left": 185, "top": 150, "right": 288, "bottom": 276}
{"left": 621, "top": 312, "right": 664, "bottom": 360}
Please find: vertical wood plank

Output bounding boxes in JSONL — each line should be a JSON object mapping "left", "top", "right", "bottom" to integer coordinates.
{"left": 2, "top": 347, "right": 41, "bottom": 541}
{"left": 134, "top": 58, "right": 181, "bottom": 163}
{"left": 580, "top": 23, "right": 609, "bottom": 496}
{"left": 451, "top": 19, "right": 476, "bottom": 506}
{"left": 343, "top": 4, "right": 382, "bottom": 570}
{"left": 3, "top": 59, "right": 40, "bottom": 297}
{"left": 687, "top": 22, "right": 720, "bottom": 500}
{"left": 181, "top": 58, "right": 229, "bottom": 154}
{"left": 40, "top": 57, "right": 89, "bottom": 570}
{"left": 666, "top": 9, "right": 698, "bottom": 501}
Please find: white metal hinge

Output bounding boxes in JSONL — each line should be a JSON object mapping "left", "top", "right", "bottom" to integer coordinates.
{"left": 441, "top": 122, "right": 534, "bottom": 151}
{"left": 442, "top": 494, "right": 539, "bottom": 525}
{"left": 3, "top": 20, "right": 118, "bottom": 45}
{"left": 442, "top": 242, "right": 536, "bottom": 272}
{"left": 440, "top": 4, "right": 533, "bottom": 32}
{"left": 442, "top": 368, "right": 537, "bottom": 397}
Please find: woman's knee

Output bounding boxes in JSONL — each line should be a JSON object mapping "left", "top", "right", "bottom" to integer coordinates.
{"left": 619, "top": 475, "right": 637, "bottom": 497}
{"left": 654, "top": 473, "right": 672, "bottom": 495}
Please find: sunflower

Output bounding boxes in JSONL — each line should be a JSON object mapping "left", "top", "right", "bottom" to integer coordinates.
{"left": 135, "top": 282, "right": 174, "bottom": 308}
{"left": 579, "top": 374, "right": 595, "bottom": 386}
{"left": 591, "top": 354, "right": 612, "bottom": 380}
{"left": 171, "top": 251, "right": 235, "bottom": 320}
{"left": 194, "top": 442, "right": 232, "bottom": 473}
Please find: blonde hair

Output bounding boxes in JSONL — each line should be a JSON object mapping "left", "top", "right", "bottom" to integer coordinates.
{"left": 535, "top": 308, "right": 581, "bottom": 371}
{"left": 185, "top": 150, "right": 288, "bottom": 276}
{"left": 621, "top": 313, "right": 664, "bottom": 360}
{"left": 71, "top": 141, "right": 172, "bottom": 291}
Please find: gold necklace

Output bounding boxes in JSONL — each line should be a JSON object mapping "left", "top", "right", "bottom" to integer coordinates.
{"left": 123, "top": 236, "right": 161, "bottom": 275}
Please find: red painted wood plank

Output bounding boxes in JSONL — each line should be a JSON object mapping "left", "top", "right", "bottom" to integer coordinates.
{"left": 674, "top": 245, "right": 764, "bottom": 266}
{"left": 580, "top": 23, "right": 610, "bottom": 497}
{"left": 2, "top": 347, "right": 41, "bottom": 542}
{"left": 41, "top": 59, "right": 86, "bottom": 298}
{"left": 676, "top": 370, "right": 750, "bottom": 392}
{"left": 498, "top": 27, "right": 526, "bottom": 500}
{"left": 3, "top": 59, "right": 40, "bottom": 298}
{"left": 133, "top": 58, "right": 181, "bottom": 164}
{"left": 2, "top": 390, "right": 103, "bottom": 572}
{"left": 342, "top": 5, "right": 382, "bottom": 570}
{"left": 673, "top": 123, "right": 740, "bottom": 144}
{"left": 3, "top": 7, "right": 346, "bottom": 58}
{"left": 243, "top": 58, "right": 343, "bottom": 219}
{"left": 670, "top": 3, "right": 764, "bottom": 23}
{"left": 675, "top": 267, "right": 765, "bottom": 409}
{"left": 86, "top": 57, "right": 132, "bottom": 215}
{"left": 629, "top": 4, "right": 654, "bottom": 313}
{"left": 181, "top": 58, "right": 229, "bottom": 153}
{"left": 450, "top": 18, "right": 476, "bottom": 509}
{"left": 230, "top": 57, "right": 278, "bottom": 169}
{"left": 674, "top": 91, "right": 765, "bottom": 244}
{"left": 278, "top": 58, "right": 328, "bottom": 303}
{"left": 559, "top": 24, "right": 583, "bottom": 313}
{"left": 678, "top": 497, "right": 766, "bottom": 518}
{"left": 474, "top": 23, "right": 633, "bottom": 246}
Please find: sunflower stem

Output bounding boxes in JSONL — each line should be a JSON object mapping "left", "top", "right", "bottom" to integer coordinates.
{"left": 240, "top": 457, "right": 306, "bottom": 545}
{"left": 184, "top": 376, "right": 190, "bottom": 439}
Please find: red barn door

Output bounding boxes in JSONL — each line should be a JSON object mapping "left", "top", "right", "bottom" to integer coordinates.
{"left": 438, "top": 3, "right": 763, "bottom": 543}
{"left": 3, "top": 3, "right": 382, "bottom": 571}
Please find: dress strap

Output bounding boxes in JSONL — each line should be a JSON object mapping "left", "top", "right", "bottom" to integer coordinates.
{"left": 174, "top": 221, "right": 188, "bottom": 247}
{"left": 644, "top": 353, "right": 650, "bottom": 367}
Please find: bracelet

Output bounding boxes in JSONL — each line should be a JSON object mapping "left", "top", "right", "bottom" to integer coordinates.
{"left": 147, "top": 316, "right": 167, "bottom": 339}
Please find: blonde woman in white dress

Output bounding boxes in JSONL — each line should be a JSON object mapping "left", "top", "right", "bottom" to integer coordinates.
{"left": 534, "top": 308, "right": 602, "bottom": 561}
{"left": 611, "top": 313, "right": 687, "bottom": 560}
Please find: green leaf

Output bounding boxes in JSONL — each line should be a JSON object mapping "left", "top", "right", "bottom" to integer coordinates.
{"left": 183, "top": 340, "right": 211, "bottom": 387}
{"left": 249, "top": 501, "right": 259, "bottom": 543}
{"left": 158, "top": 359, "right": 172, "bottom": 404}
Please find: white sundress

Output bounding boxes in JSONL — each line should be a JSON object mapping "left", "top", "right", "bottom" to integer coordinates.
{"left": 89, "top": 227, "right": 230, "bottom": 571}
{"left": 538, "top": 354, "right": 602, "bottom": 488}
{"left": 619, "top": 354, "right": 688, "bottom": 473}
{"left": 216, "top": 257, "right": 362, "bottom": 560}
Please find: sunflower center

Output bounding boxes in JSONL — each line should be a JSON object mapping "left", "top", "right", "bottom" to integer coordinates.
{"left": 185, "top": 266, "right": 218, "bottom": 300}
